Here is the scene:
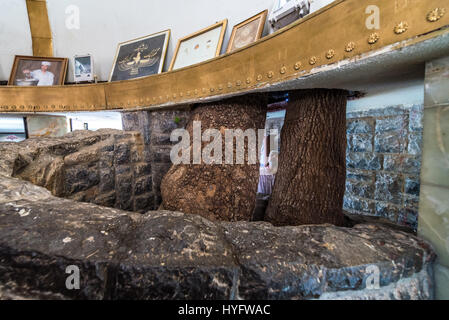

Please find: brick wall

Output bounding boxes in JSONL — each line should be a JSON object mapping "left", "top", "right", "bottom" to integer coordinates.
{"left": 344, "top": 104, "right": 424, "bottom": 230}
{"left": 122, "top": 108, "right": 191, "bottom": 209}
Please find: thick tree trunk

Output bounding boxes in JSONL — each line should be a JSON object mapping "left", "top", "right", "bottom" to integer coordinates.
{"left": 161, "top": 94, "right": 267, "bottom": 222}
{"left": 265, "top": 89, "right": 347, "bottom": 226}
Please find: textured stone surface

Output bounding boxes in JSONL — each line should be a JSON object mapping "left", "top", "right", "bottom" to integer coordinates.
{"left": 122, "top": 109, "right": 191, "bottom": 209}
{"left": 0, "top": 130, "right": 153, "bottom": 213}
{"left": 344, "top": 104, "right": 424, "bottom": 230}
{"left": 161, "top": 94, "right": 267, "bottom": 222}
{"left": 0, "top": 173, "right": 436, "bottom": 300}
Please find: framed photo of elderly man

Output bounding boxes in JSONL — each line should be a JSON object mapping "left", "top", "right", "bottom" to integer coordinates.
{"left": 8, "top": 55, "right": 68, "bottom": 86}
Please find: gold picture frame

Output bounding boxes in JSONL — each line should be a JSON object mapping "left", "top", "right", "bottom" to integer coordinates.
{"left": 169, "top": 20, "right": 228, "bottom": 71}
{"left": 108, "top": 29, "right": 171, "bottom": 82}
{"left": 8, "top": 55, "right": 68, "bottom": 86}
{"left": 226, "top": 10, "right": 268, "bottom": 54}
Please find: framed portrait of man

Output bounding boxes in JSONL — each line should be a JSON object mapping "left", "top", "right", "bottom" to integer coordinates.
{"left": 169, "top": 20, "right": 227, "bottom": 71}
{"left": 109, "top": 29, "right": 171, "bottom": 82}
{"left": 226, "top": 10, "right": 268, "bottom": 53}
{"left": 74, "top": 54, "right": 94, "bottom": 82}
{"left": 8, "top": 55, "right": 68, "bottom": 86}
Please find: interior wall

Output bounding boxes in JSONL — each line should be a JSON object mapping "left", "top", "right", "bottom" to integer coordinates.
{"left": 0, "top": 0, "right": 33, "bottom": 81}
{"left": 46, "top": 0, "right": 275, "bottom": 82}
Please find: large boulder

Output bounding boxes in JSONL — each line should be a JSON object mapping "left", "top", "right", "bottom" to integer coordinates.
{"left": 0, "top": 173, "right": 436, "bottom": 300}
{"left": 161, "top": 94, "right": 267, "bottom": 222}
{"left": 0, "top": 129, "right": 153, "bottom": 213}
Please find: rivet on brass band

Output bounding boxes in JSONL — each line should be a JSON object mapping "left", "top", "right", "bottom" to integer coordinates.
{"left": 368, "top": 33, "right": 379, "bottom": 44}
{"left": 210, "top": 88, "right": 214, "bottom": 92}
{"left": 267, "top": 71, "right": 273, "bottom": 78}
{"left": 227, "top": 82, "right": 232, "bottom": 88}
{"left": 345, "top": 42, "right": 355, "bottom": 52}
{"left": 294, "top": 62, "right": 302, "bottom": 70}
{"left": 218, "top": 85, "right": 223, "bottom": 91}
{"left": 280, "top": 66, "right": 287, "bottom": 74}
{"left": 394, "top": 21, "right": 408, "bottom": 34}
{"left": 309, "top": 56, "right": 317, "bottom": 65}
{"left": 246, "top": 78, "right": 251, "bottom": 84}
{"left": 256, "top": 74, "right": 263, "bottom": 81}
{"left": 236, "top": 80, "right": 242, "bottom": 86}
{"left": 427, "top": 8, "right": 446, "bottom": 22}
{"left": 326, "top": 49, "right": 335, "bottom": 59}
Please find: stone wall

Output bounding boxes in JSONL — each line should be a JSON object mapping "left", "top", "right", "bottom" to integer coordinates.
{"left": 344, "top": 104, "right": 424, "bottom": 231}
{"left": 0, "top": 172, "right": 436, "bottom": 299}
{"left": 0, "top": 129, "right": 153, "bottom": 213}
{"left": 122, "top": 109, "right": 191, "bottom": 209}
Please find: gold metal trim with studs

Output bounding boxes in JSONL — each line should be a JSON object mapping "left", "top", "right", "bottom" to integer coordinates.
{"left": 345, "top": 42, "right": 356, "bottom": 52}
{"left": 1, "top": 0, "right": 448, "bottom": 113}
{"left": 326, "top": 49, "right": 335, "bottom": 59}
{"left": 427, "top": 8, "right": 446, "bottom": 22}
{"left": 394, "top": 21, "right": 409, "bottom": 34}
{"left": 368, "top": 33, "right": 380, "bottom": 44}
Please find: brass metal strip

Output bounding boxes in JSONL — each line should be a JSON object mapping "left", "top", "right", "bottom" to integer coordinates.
{"left": 1, "top": 0, "right": 448, "bottom": 113}
{"left": 25, "top": 0, "right": 53, "bottom": 57}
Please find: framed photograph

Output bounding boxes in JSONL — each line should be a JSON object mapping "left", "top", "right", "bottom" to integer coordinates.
{"left": 109, "top": 29, "right": 171, "bottom": 82}
{"left": 8, "top": 55, "right": 68, "bottom": 86}
{"left": 74, "top": 54, "right": 94, "bottom": 82}
{"left": 227, "top": 10, "right": 268, "bottom": 53}
{"left": 169, "top": 20, "right": 228, "bottom": 71}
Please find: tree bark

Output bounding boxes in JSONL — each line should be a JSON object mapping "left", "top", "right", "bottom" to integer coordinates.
{"left": 161, "top": 94, "right": 267, "bottom": 222}
{"left": 265, "top": 89, "right": 347, "bottom": 226}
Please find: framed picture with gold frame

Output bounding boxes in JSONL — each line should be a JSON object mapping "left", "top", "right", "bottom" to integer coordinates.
{"left": 109, "top": 29, "right": 171, "bottom": 82}
{"left": 169, "top": 20, "right": 228, "bottom": 71}
{"left": 8, "top": 55, "right": 68, "bottom": 86}
{"left": 226, "top": 10, "right": 268, "bottom": 53}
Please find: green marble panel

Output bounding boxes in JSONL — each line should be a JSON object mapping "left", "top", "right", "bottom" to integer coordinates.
{"left": 425, "top": 56, "right": 449, "bottom": 108}
{"left": 420, "top": 105, "right": 449, "bottom": 189}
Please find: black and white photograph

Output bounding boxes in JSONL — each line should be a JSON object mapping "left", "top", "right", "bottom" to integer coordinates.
{"left": 74, "top": 54, "right": 94, "bottom": 82}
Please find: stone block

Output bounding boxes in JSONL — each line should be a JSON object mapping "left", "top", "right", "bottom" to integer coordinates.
{"left": 375, "top": 116, "right": 407, "bottom": 133}
{"left": 99, "top": 169, "right": 115, "bottom": 193}
{"left": 347, "top": 119, "right": 373, "bottom": 134}
{"left": 346, "top": 169, "right": 374, "bottom": 183}
{"left": 343, "top": 195, "right": 375, "bottom": 215}
{"left": 404, "top": 176, "right": 420, "bottom": 196}
{"left": 408, "top": 133, "right": 422, "bottom": 155}
{"left": 134, "top": 175, "right": 152, "bottom": 196}
{"left": 349, "top": 134, "right": 373, "bottom": 152}
{"left": 375, "top": 202, "right": 401, "bottom": 222}
{"left": 383, "top": 155, "right": 421, "bottom": 174}
{"left": 409, "top": 105, "right": 423, "bottom": 132}
{"left": 134, "top": 163, "right": 151, "bottom": 177}
{"left": 374, "top": 132, "right": 407, "bottom": 153}
{"left": 375, "top": 173, "right": 403, "bottom": 205}
{"left": 114, "top": 143, "right": 130, "bottom": 165}
{"left": 345, "top": 180, "right": 374, "bottom": 199}
{"left": 346, "top": 153, "right": 381, "bottom": 170}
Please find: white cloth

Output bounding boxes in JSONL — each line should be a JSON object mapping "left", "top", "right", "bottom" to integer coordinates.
{"left": 30, "top": 69, "right": 55, "bottom": 86}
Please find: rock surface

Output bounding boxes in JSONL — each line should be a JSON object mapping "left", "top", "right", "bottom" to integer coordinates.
{"left": 0, "top": 173, "right": 436, "bottom": 299}
{"left": 0, "top": 129, "right": 153, "bottom": 213}
{"left": 161, "top": 94, "right": 267, "bottom": 222}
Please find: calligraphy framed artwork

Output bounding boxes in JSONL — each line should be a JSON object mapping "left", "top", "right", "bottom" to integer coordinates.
{"left": 109, "top": 29, "right": 171, "bottom": 82}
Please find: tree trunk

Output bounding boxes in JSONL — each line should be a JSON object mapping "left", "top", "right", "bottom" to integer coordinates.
{"left": 161, "top": 94, "right": 267, "bottom": 222}
{"left": 265, "top": 89, "right": 347, "bottom": 226}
